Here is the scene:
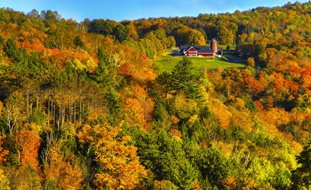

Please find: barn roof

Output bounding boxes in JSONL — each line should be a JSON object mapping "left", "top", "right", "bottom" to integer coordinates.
{"left": 194, "top": 46, "right": 213, "bottom": 53}
{"left": 183, "top": 46, "right": 213, "bottom": 53}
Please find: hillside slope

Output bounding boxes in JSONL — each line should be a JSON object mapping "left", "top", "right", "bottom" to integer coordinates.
{"left": 0, "top": 2, "right": 310, "bottom": 189}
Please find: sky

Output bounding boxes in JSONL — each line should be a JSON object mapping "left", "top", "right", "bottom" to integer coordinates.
{"left": 0, "top": 0, "right": 310, "bottom": 22}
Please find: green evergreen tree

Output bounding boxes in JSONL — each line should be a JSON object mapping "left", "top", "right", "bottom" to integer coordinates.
{"left": 291, "top": 141, "right": 311, "bottom": 190}
{"left": 3, "top": 38, "right": 21, "bottom": 62}
{"left": 170, "top": 57, "right": 200, "bottom": 99}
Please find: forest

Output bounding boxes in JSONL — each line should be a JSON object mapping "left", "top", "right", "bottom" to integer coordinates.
{"left": 0, "top": 1, "right": 310, "bottom": 189}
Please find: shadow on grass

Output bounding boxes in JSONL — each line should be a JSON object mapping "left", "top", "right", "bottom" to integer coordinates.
{"left": 220, "top": 55, "right": 246, "bottom": 64}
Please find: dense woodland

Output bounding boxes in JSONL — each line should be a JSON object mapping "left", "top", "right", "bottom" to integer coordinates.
{"left": 0, "top": 1, "right": 310, "bottom": 189}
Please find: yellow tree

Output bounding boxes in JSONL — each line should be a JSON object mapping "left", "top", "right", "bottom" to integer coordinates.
{"left": 43, "top": 143, "right": 83, "bottom": 190}
{"left": 0, "top": 168, "right": 10, "bottom": 190}
{"left": 187, "top": 28, "right": 206, "bottom": 46}
{"left": 0, "top": 101, "right": 3, "bottom": 116}
{"left": 218, "top": 21, "right": 238, "bottom": 46}
{"left": 0, "top": 135, "right": 9, "bottom": 164}
{"left": 78, "top": 124, "right": 147, "bottom": 190}
{"left": 176, "top": 26, "right": 206, "bottom": 46}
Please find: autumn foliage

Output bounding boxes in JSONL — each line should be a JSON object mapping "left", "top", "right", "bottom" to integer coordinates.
{"left": 0, "top": 2, "right": 310, "bottom": 189}
{"left": 78, "top": 124, "right": 147, "bottom": 189}
{"left": 16, "top": 130, "right": 40, "bottom": 169}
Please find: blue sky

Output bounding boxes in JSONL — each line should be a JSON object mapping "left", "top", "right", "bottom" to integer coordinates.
{"left": 0, "top": 0, "right": 309, "bottom": 21}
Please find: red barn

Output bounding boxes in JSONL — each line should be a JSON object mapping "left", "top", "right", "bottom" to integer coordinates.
{"left": 184, "top": 47, "right": 198, "bottom": 56}
{"left": 183, "top": 46, "right": 215, "bottom": 57}
{"left": 181, "top": 39, "right": 219, "bottom": 57}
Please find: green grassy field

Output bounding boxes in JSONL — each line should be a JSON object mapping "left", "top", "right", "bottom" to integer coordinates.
{"left": 153, "top": 55, "right": 245, "bottom": 73}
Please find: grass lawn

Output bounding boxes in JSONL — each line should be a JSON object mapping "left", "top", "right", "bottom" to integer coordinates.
{"left": 153, "top": 55, "right": 245, "bottom": 73}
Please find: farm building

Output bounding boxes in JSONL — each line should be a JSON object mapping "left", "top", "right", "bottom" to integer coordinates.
{"left": 179, "top": 39, "right": 222, "bottom": 57}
